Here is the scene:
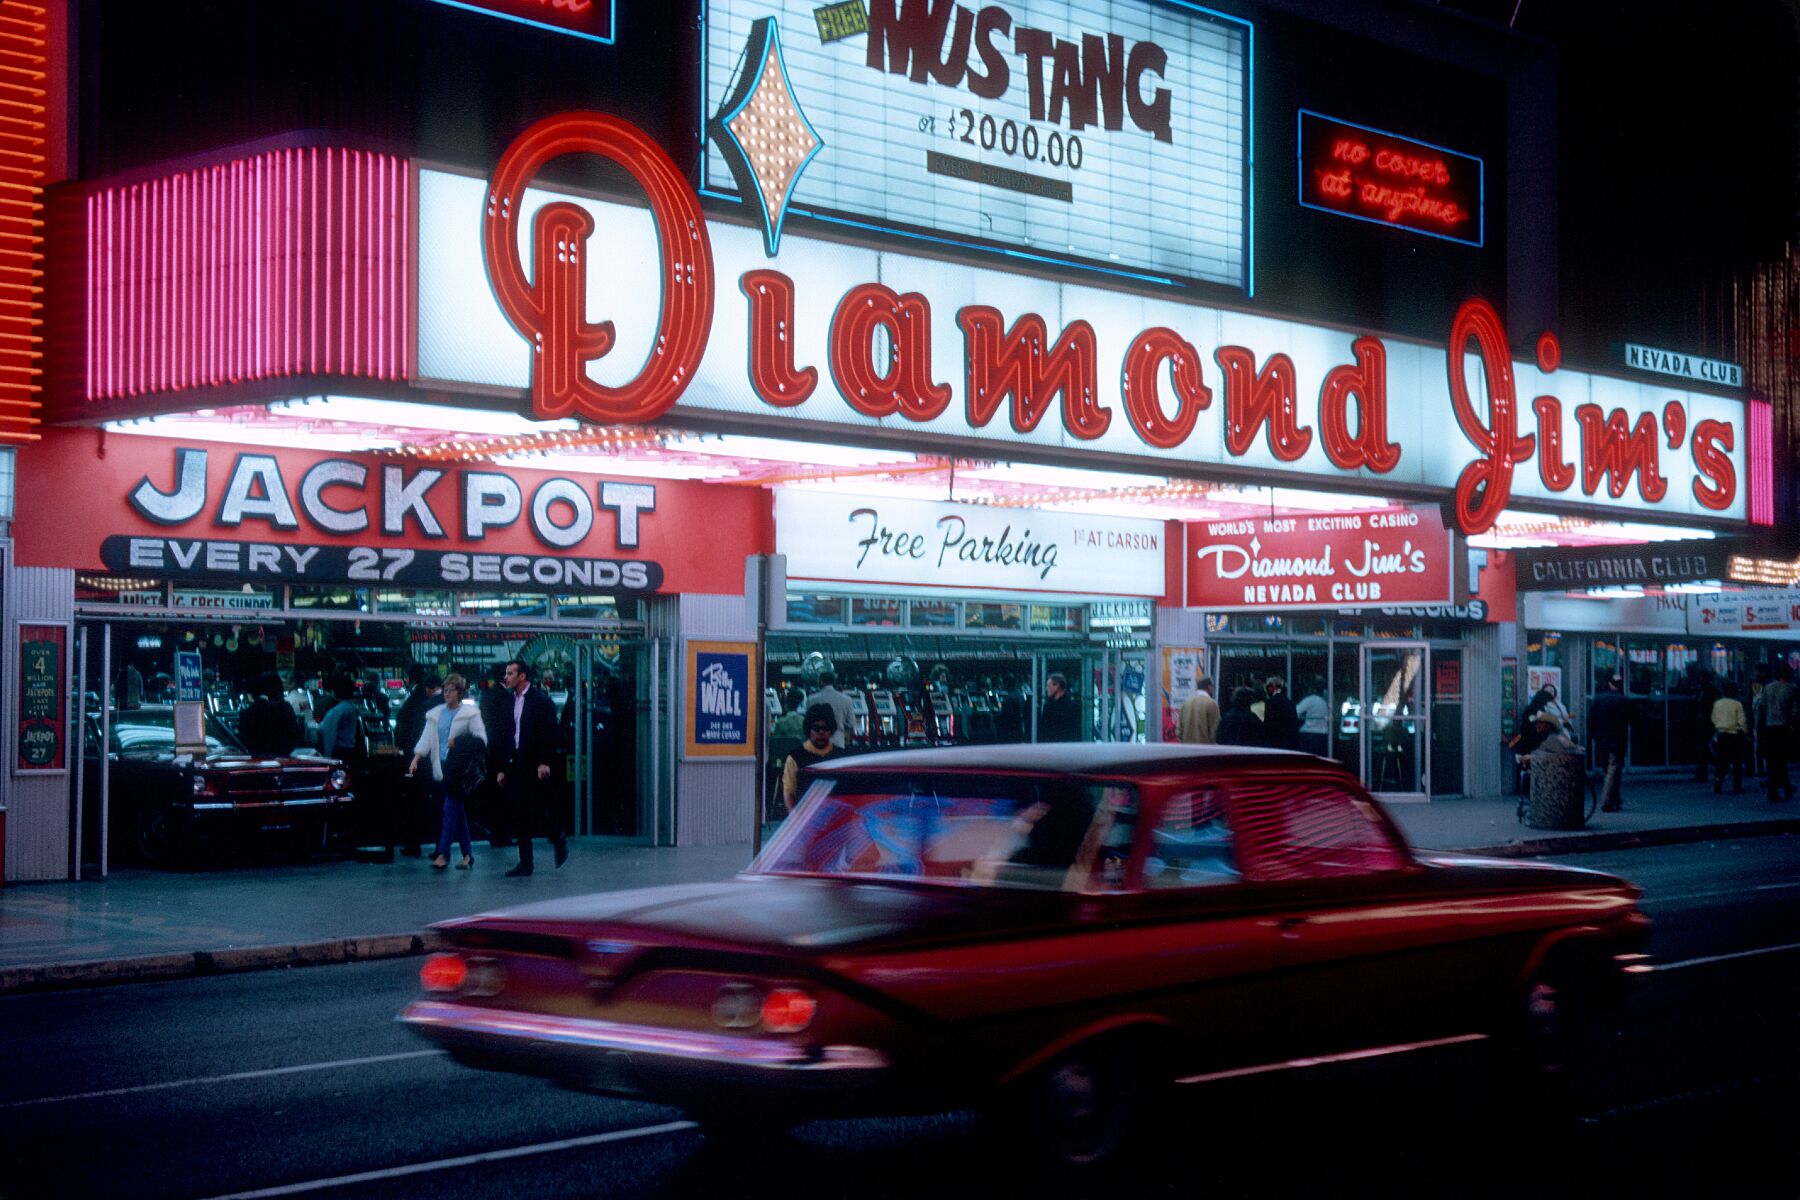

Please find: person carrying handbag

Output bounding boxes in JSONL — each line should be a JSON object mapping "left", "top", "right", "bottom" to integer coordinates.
{"left": 408, "top": 673, "right": 489, "bottom": 870}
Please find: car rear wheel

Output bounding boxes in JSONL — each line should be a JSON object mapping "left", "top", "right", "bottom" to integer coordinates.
{"left": 1495, "top": 964, "right": 1596, "bottom": 1126}
{"left": 998, "top": 1040, "right": 1160, "bottom": 1173}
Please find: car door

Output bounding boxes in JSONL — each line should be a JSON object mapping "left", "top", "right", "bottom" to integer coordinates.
{"left": 1106, "top": 784, "right": 1289, "bottom": 1077}
{"left": 1223, "top": 773, "right": 1493, "bottom": 1061}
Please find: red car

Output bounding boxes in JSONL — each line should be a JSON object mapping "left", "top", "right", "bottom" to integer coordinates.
{"left": 400, "top": 745, "right": 1649, "bottom": 1165}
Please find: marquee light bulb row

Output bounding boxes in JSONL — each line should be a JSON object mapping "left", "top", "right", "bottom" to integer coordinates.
{"left": 385, "top": 424, "right": 674, "bottom": 463}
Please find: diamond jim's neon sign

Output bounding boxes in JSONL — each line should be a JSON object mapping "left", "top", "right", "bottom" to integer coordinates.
{"left": 480, "top": 113, "right": 1743, "bottom": 537}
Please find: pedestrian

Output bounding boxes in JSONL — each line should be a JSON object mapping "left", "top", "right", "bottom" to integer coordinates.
{"left": 1038, "top": 672, "right": 1080, "bottom": 742}
{"left": 1295, "top": 685, "right": 1330, "bottom": 757}
{"left": 408, "top": 673, "right": 487, "bottom": 871}
{"left": 1177, "top": 676, "right": 1220, "bottom": 744}
{"left": 802, "top": 671, "right": 857, "bottom": 749}
{"left": 1216, "top": 686, "right": 1266, "bottom": 747}
{"left": 494, "top": 658, "right": 568, "bottom": 875}
{"left": 1753, "top": 662, "right": 1796, "bottom": 802}
{"left": 1750, "top": 663, "right": 1771, "bottom": 779}
{"left": 1588, "top": 673, "right": 1629, "bottom": 812}
{"left": 1692, "top": 668, "right": 1722, "bottom": 782}
{"left": 284, "top": 671, "right": 319, "bottom": 748}
{"left": 475, "top": 665, "right": 514, "bottom": 847}
{"left": 1261, "top": 676, "right": 1299, "bottom": 750}
{"left": 238, "top": 672, "right": 301, "bottom": 756}
{"left": 317, "top": 674, "right": 363, "bottom": 764}
{"left": 392, "top": 671, "right": 442, "bottom": 858}
{"left": 1711, "top": 679, "right": 1748, "bottom": 795}
{"left": 781, "top": 703, "right": 839, "bottom": 815}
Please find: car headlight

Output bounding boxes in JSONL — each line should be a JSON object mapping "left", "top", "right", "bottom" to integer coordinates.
{"left": 329, "top": 768, "right": 349, "bottom": 791}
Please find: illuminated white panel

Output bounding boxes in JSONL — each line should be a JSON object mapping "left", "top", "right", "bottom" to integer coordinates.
{"left": 703, "top": 0, "right": 1250, "bottom": 289}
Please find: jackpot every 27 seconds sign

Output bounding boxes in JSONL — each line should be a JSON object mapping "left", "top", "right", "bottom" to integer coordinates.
{"left": 702, "top": 0, "right": 1251, "bottom": 288}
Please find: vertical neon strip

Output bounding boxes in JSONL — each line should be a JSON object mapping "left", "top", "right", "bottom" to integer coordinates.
{"left": 1750, "top": 398, "right": 1774, "bottom": 526}
{"left": 129, "top": 183, "right": 140, "bottom": 396}
{"left": 375, "top": 153, "right": 386, "bottom": 377}
{"left": 400, "top": 161, "right": 410, "bottom": 381}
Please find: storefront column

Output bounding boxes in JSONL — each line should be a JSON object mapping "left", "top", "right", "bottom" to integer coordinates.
{"left": 1464, "top": 621, "right": 1505, "bottom": 799}
{"left": 6, "top": 567, "right": 74, "bottom": 882}
{"left": 669, "top": 592, "right": 758, "bottom": 847}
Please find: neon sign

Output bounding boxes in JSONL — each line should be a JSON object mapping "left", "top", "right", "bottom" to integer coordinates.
{"left": 414, "top": 113, "right": 1748, "bottom": 536}
{"left": 1298, "top": 110, "right": 1482, "bottom": 246}
{"left": 424, "top": 0, "right": 614, "bottom": 44}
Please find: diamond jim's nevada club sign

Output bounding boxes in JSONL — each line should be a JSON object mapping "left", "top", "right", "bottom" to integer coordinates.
{"left": 420, "top": 111, "right": 1754, "bottom": 537}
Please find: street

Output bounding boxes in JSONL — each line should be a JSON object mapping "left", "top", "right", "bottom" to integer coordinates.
{"left": 3, "top": 836, "right": 1796, "bottom": 1199}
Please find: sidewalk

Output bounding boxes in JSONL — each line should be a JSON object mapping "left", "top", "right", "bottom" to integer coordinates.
{"left": 2, "top": 777, "right": 1795, "bottom": 994}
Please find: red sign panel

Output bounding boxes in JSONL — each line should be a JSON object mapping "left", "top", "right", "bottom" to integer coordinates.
{"left": 426, "top": 0, "right": 614, "bottom": 43}
{"left": 1185, "top": 507, "right": 1454, "bottom": 611}
{"left": 1298, "top": 110, "right": 1482, "bottom": 246}
{"left": 12, "top": 428, "right": 762, "bottom": 596}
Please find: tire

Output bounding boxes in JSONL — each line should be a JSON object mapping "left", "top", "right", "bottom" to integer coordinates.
{"left": 1493, "top": 964, "right": 1595, "bottom": 1127}
{"left": 996, "top": 1039, "right": 1159, "bottom": 1174}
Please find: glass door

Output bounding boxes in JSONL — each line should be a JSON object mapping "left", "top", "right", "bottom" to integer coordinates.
{"left": 571, "top": 636, "right": 658, "bottom": 840}
{"left": 1361, "top": 642, "right": 1429, "bottom": 800}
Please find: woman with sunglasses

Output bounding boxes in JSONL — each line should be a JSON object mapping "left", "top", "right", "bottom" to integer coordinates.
{"left": 781, "top": 702, "right": 840, "bottom": 816}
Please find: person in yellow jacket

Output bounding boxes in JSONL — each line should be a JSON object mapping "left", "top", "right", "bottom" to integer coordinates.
{"left": 1177, "top": 677, "right": 1220, "bottom": 744}
{"left": 1711, "top": 680, "right": 1749, "bottom": 794}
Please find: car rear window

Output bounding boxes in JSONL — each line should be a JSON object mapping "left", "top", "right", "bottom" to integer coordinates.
{"left": 752, "top": 777, "right": 1136, "bottom": 892}
{"left": 1228, "top": 779, "right": 1408, "bottom": 880}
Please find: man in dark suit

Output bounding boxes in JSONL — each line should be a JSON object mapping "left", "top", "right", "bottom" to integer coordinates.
{"left": 495, "top": 658, "right": 567, "bottom": 876}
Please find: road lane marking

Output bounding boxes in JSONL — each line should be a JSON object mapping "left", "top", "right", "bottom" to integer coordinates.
{"left": 1650, "top": 940, "right": 1800, "bottom": 972}
{"left": 1175, "top": 1032, "right": 1489, "bottom": 1085}
{"left": 1649, "top": 882, "right": 1800, "bottom": 904}
{"left": 197, "top": 1122, "right": 699, "bottom": 1199}
{"left": 0, "top": 1050, "right": 445, "bottom": 1110}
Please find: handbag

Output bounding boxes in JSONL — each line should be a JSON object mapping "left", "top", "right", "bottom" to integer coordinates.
{"left": 447, "top": 734, "right": 489, "bottom": 799}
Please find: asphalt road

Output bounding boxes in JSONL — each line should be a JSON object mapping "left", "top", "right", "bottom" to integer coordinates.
{"left": 2, "top": 836, "right": 1795, "bottom": 1200}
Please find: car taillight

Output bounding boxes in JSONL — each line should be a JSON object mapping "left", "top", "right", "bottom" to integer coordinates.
{"left": 420, "top": 953, "right": 468, "bottom": 993}
{"left": 191, "top": 775, "right": 210, "bottom": 796}
{"left": 761, "top": 987, "right": 816, "bottom": 1033}
{"left": 328, "top": 768, "right": 349, "bottom": 791}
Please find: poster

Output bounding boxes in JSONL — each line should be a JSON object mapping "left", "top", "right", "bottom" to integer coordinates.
{"left": 1160, "top": 645, "right": 1207, "bottom": 742}
{"left": 684, "top": 640, "right": 758, "bottom": 759}
{"left": 16, "top": 622, "right": 68, "bottom": 773}
{"left": 1500, "top": 656, "right": 1518, "bottom": 740}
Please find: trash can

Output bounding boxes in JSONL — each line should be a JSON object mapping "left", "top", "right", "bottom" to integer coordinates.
{"left": 1525, "top": 751, "right": 1587, "bottom": 830}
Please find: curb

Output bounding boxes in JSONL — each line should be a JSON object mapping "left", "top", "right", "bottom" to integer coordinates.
{"left": 1452, "top": 817, "right": 1800, "bottom": 859}
{"left": 0, "top": 931, "right": 446, "bottom": 997}
{"left": 2, "top": 820, "right": 1795, "bottom": 997}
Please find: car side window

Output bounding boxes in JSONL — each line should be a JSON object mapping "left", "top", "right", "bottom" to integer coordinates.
{"left": 1141, "top": 789, "right": 1240, "bottom": 889}
{"left": 1226, "top": 780, "right": 1408, "bottom": 881}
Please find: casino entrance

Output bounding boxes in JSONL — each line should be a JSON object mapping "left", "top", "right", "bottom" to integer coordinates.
{"left": 69, "top": 578, "right": 668, "bottom": 875}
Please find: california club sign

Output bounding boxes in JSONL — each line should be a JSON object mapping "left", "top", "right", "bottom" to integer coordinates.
{"left": 412, "top": 112, "right": 1756, "bottom": 536}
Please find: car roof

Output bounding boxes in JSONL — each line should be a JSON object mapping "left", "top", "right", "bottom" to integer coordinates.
{"left": 809, "top": 742, "right": 1347, "bottom": 780}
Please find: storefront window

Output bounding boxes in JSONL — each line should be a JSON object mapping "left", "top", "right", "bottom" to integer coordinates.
{"left": 1203, "top": 613, "right": 1231, "bottom": 635}
{"left": 1591, "top": 639, "right": 1622, "bottom": 693}
{"left": 75, "top": 574, "right": 165, "bottom": 606}
{"left": 1229, "top": 614, "right": 1283, "bottom": 634}
{"left": 852, "top": 597, "right": 903, "bottom": 626}
{"left": 966, "top": 602, "right": 1023, "bottom": 631}
{"left": 909, "top": 599, "right": 958, "bottom": 628}
{"left": 1331, "top": 618, "right": 1366, "bottom": 638}
{"left": 1030, "top": 604, "right": 1083, "bottom": 633}
{"left": 1289, "top": 616, "right": 1329, "bottom": 637}
{"left": 374, "top": 588, "right": 453, "bottom": 616}
{"left": 170, "top": 584, "right": 280, "bottom": 613}
{"left": 554, "top": 594, "right": 633, "bottom": 622}
{"left": 787, "top": 594, "right": 847, "bottom": 625}
{"left": 457, "top": 592, "right": 551, "bottom": 619}
{"left": 291, "top": 585, "right": 370, "bottom": 612}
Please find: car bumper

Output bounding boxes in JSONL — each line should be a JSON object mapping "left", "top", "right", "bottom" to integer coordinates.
{"left": 399, "top": 1000, "right": 893, "bottom": 1106}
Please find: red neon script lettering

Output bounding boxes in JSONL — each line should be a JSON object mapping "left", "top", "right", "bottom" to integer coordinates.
{"left": 1121, "top": 328, "right": 1207, "bottom": 449}
{"left": 828, "top": 283, "right": 951, "bottom": 421}
{"left": 741, "top": 270, "right": 816, "bottom": 407}
{"left": 958, "top": 308, "right": 1106, "bottom": 437}
{"left": 1445, "top": 298, "right": 1534, "bottom": 534}
{"left": 1318, "top": 337, "right": 1400, "bottom": 472}
{"left": 483, "top": 112, "right": 713, "bottom": 424}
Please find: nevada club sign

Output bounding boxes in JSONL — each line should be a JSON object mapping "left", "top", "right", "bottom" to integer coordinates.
{"left": 416, "top": 112, "right": 1752, "bottom": 536}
